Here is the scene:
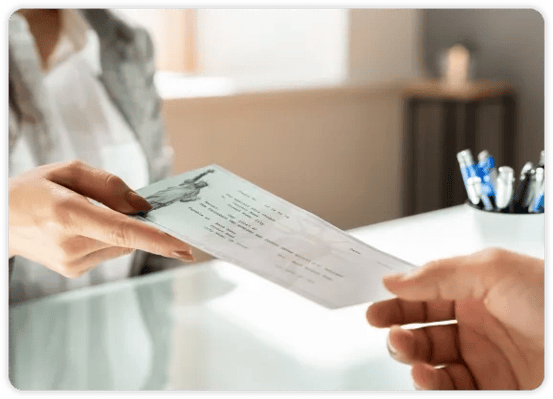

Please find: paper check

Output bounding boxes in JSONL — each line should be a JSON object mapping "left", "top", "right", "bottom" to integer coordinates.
{"left": 133, "top": 165, "right": 416, "bottom": 308}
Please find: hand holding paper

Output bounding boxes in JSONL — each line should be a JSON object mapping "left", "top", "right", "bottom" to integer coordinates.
{"left": 133, "top": 165, "right": 416, "bottom": 308}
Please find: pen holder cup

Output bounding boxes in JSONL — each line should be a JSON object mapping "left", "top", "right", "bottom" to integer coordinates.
{"left": 466, "top": 202, "right": 545, "bottom": 254}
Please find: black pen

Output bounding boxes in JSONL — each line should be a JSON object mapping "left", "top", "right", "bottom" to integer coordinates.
{"left": 512, "top": 162, "right": 536, "bottom": 213}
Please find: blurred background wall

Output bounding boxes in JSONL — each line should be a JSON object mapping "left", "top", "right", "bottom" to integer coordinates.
{"left": 196, "top": 9, "right": 348, "bottom": 88}
{"left": 348, "top": 9, "right": 422, "bottom": 85}
{"left": 119, "top": 8, "right": 543, "bottom": 244}
{"left": 421, "top": 9, "right": 544, "bottom": 174}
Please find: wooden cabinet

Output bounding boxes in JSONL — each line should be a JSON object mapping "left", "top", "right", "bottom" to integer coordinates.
{"left": 402, "top": 80, "right": 516, "bottom": 216}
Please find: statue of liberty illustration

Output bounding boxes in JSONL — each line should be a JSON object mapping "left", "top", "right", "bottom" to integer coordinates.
{"left": 140, "top": 169, "right": 215, "bottom": 214}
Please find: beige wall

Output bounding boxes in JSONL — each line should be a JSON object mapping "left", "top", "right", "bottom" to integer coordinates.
{"left": 348, "top": 9, "right": 423, "bottom": 84}
{"left": 162, "top": 84, "right": 405, "bottom": 234}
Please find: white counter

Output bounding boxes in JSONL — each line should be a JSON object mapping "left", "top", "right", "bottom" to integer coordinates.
{"left": 9, "top": 205, "right": 544, "bottom": 390}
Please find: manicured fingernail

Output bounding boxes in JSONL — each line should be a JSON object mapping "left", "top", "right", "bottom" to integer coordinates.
{"left": 172, "top": 250, "right": 195, "bottom": 262}
{"left": 126, "top": 191, "right": 152, "bottom": 212}
{"left": 163, "top": 234, "right": 193, "bottom": 255}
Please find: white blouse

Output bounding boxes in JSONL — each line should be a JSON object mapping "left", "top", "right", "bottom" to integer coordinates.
{"left": 9, "top": 10, "right": 150, "bottom": 303}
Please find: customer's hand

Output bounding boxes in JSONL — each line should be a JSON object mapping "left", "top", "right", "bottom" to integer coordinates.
{"left": 366, "top": 248, "right": 544, "bottom": 390}
{"left": 9, "top": 160, "right": 194, "bottom": 278}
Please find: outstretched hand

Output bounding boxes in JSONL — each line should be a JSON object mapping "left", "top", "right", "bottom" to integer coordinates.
{"left": 367, "top": 248, "right": 544, "bottom": 390}
{"left": 9, "top": 160, "right": 194, "bottom": 278}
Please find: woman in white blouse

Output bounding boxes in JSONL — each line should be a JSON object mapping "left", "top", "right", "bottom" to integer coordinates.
{"left": 8, "top": 9, "right": 194, "bottom": 303}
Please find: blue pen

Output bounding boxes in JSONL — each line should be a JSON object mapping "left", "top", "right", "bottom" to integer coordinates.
{"left": 530, "top": 193, "right": 544, "bottom": 213}
{"left": 477, "top": 150, "right": 498, "bottom": 210}
{"left": 529, "top": 167, "right": 544, "bottom": 213}
{"left": 457, "top": 149, "right": 478, "bottom": 183}
{"left": 457, "top": 149, "right": 493, "bottom": 210}
{"left": 477, "top": 150, "right": 498, "bottom": 191}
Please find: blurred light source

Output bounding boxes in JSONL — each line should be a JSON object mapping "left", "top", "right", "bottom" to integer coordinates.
{"left": 442, "top": 43, "right": 472, "bottom": 90}
{"left": 155, "top": 71, "right": 235, "bottom": 99}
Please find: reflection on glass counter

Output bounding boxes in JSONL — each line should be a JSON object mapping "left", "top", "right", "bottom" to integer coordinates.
{"left": 9, "top": 262, "right": 413, "bottom": 390}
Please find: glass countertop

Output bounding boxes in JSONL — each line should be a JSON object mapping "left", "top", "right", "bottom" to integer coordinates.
{"left": 9, "top": 205, "right": 544, "bottom": 390}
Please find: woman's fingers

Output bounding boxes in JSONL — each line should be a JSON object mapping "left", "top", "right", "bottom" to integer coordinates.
{"left": 65, "top": 195, "right": 194, "bottom": 260}
{"left": 367, "top": 298, "right": 455, "bottom": 327}
{"left": 9, "top": 162, "right": 195, "bottom": 280}
{"left": 46, "top": 160, "right": 151, "bottom": 214}
{"left": 387, "top": 324, "right": 460, "bottom": 366}
{"left": 60, "top": 246, "right": 136, "bottom": 278}
{"left": 411, "top": 363, "right": 477, "bottom": 390}
{"left": 57, "top": 235, "right": 113, "bottom": 258}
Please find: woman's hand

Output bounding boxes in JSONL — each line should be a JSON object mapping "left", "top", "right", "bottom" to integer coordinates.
{"left": 367, "top": 248, "right": 544, "bottom": 390}
{"left": 9, "top": 160, "right": 194, "bottom": 278}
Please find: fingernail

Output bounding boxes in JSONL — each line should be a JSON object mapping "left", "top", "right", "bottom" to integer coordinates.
{"left": 172, "top": 250, "right": 195, "bottom": 262}
{"left": 387, "top": 326, "right": 413, "bottom": 365}
{"left": 126, "top": 191, "right": 152, "bottom": 212}
{"left": 385, "top": 267, "right": 421, "bottom": 282}
{"left": 163, "top": 233, "right": 192, "bottom": 256}
{"left": 387, "top": 334, "right": 398, "bottom": 356}
{"left": 384, "top": 272, "right": 406, "bottom": 281}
